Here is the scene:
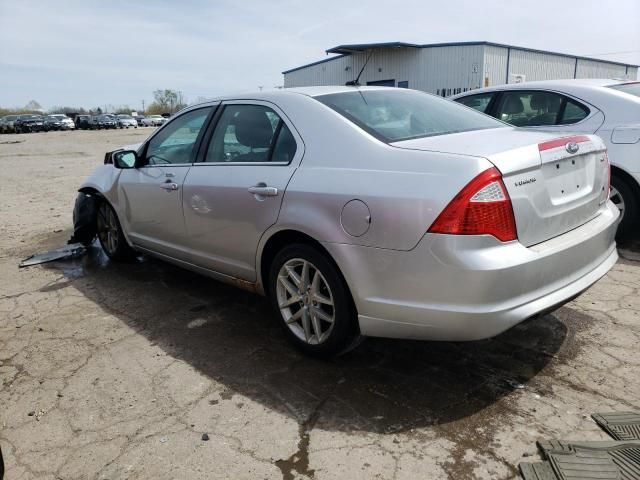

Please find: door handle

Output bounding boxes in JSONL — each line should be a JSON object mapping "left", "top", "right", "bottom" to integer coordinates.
{"left": 159, "top": 182, "right": 179, "bottom": 191}
{"left": 248, "top": 184, "right": 278, "bottom": 197}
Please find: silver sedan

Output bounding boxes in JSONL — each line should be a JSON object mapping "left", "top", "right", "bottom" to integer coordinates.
{"left": 74, "top": 87, "right": 619, "bottom": 357}
{"left": 452, "top": 79, "right": 640, "bottom": 237}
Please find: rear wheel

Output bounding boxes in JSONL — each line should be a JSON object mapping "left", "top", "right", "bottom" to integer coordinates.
{"left": 611, "top": 174, "right": 639, "bottom": 239}
{"left": 268, "top": 244, "right": 359, "bottom": 358}
{"left": 96, "top": 201, "right": 135, "bottom": 261}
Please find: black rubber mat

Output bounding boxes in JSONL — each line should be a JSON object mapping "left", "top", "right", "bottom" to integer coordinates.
{"left": 537, "top": 439, "right": 640, "bottom": 480}
{"left": 593, "top": 413, "right": 640, "bottom": 441}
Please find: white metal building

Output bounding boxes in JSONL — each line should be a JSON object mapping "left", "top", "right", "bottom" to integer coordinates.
{"left": 283, "top": 42, "right": 639, "bottom": 96}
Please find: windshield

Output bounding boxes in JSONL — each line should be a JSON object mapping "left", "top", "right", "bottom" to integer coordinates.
{"left": 19, "top": 115, "right": 40, "bottom": 120}
{"left": 315, "top": 89, "right": 503, "bottom": 142}
{"left": 609, "top": 82, "right": 640, "bottom": 98}
{"left": 118, "top": 115, "right": 132, "bottom": 119}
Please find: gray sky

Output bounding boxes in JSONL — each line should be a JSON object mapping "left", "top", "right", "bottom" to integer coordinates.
{"left": 1, "top": 0, "right": 638, "bottom": 110}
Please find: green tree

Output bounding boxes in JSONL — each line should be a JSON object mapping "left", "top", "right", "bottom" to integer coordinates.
{"left": 147, "top": 89, "right": 187, "bottom": 114}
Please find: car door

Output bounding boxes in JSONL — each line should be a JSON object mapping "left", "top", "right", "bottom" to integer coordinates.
{"left": 491, "top": 89, "right": 604, "bottom": 133}
{"left": 182, "top": 101, "right": 303, "bottom": 281}
{"left": 117, "top": 106, "right": 215, "bottom": 260}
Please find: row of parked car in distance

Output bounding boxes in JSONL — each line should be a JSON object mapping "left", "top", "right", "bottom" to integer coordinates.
{"left": 74, "top": 114, "right": 168, "bottom": 130}
{"left": 0, "top": 113, "right": 168, "bottom": 133}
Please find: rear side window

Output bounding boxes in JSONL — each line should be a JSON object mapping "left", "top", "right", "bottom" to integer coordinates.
{"left": 560, "top": 99, "right": 589, "bottom": 125}
{"left": 204, "top": 104, "right": 297, "bottom": 163}
{"left": 455, "top": 93, "right": 495, "bottom": 113}
{"left": 495, "top": 91, "right": 561, "bottom": 126}
{"left": 494, "top": 90, "right": 589, "bottom": 127}
{"left": 609, "top": 82, "right": 640, "bottom": 98}
{"left": 316, "top": 89, "right": 502, "bottom": 142}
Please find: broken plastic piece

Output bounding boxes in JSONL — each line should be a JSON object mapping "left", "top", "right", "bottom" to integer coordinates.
{"left": 19, "top": 243, "right": 87, "bottom": 268}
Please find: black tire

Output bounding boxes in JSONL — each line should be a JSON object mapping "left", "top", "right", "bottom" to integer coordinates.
{"left": 611, "top": 174, "right": 639, "bottom": 239}
{"left": 268, "top": 244, "right": 359, "bottom": 358}
{"left": 70, "top": 192, "right": 98, "bottom": 246}
{"left": 96, "top": 201, "right": 136, "bottom": 261}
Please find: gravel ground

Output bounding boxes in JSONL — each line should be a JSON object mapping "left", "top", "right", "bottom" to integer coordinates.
{"left": 0, "top": 129, "right": 639, "bottom": 480}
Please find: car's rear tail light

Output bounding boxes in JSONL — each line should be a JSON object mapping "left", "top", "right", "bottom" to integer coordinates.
{"left": 428, "top": 167, "right": 517, "bottom": 242}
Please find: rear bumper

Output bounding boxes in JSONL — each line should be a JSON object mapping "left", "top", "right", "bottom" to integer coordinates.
{"left": 323, "top": 201, "right": 620, "bottom": 341}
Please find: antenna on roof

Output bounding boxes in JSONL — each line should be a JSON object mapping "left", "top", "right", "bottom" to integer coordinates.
{"left": 346, "top": 50, "right": 373, "bottom": 86}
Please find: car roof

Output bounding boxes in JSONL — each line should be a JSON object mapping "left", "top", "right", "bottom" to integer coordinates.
{"left": 202, "top": 86, "right": 401, "bottom": 103}
{"left": 451, "top": 78, "right": 633, "bottom": 98}
{"left": 184, "top": 86, "right": 419, "bottom": 112}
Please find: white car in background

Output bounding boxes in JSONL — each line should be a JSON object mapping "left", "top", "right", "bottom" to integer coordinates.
{"left": 141, "top": 115, "right": 167, "bottom": 127}
{"left": 116, "top": 114, "right": 138, "bottom": 128}
{"left": 452, "top": 79, "right": 640, "bottom": 237}
{"left": 45, "top": 114, "right": 75, "bottom": 131}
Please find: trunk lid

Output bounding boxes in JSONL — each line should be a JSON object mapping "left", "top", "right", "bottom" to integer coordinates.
{"left": 392, "top": 128, "right": 609, "bottom": 246}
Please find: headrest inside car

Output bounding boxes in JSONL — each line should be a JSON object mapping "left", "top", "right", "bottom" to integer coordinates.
{"left": 502, "top": 96, "right": 524, "bottom": 114}
{"left": 233, "top": 108, "right": 274, "bottom": 148}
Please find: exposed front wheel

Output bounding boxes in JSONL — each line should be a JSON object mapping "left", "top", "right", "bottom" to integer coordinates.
{"left": 96, "top": 201, "right": 136, "bottom": 261}
{"left": 268, "top": 244, "right": 359, "bottom": 358}
{"left": 611, "top": 175, "right": 638, "bottom": 239}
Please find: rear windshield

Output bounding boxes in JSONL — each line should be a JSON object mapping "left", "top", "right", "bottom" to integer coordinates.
{"left": 315, "top": 89, "right": 503, "bottom": 142}
{"left": 608, "top": 82, "right": 640, "bottom": 98}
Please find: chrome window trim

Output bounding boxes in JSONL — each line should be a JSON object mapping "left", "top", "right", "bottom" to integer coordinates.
{"left": 138, "top": 163, "right": 193, "bottom": 168}
{"left": 193, "top": 161, "right": 291, "bottom": 167}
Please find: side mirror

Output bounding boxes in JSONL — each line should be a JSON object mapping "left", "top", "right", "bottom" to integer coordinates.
{"left": 112, "top": 150, "right": 138, "bottom": 169}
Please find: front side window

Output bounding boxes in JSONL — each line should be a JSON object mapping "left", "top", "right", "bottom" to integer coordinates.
{"left": 316, "top": 89, "right": 503, "bottom": 142}
{"left": 204, "top": 104, "right": 297, "bottom": 163}
{"left": 455, "top": 93, "right": 495, "bottom": 113}
{"left": 144, "top": 107, "right": 212, "bottom": 165}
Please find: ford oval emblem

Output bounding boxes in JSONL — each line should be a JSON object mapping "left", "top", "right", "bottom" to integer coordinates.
{"left": 566, "top": 142, "right": 579, "bottom": 154}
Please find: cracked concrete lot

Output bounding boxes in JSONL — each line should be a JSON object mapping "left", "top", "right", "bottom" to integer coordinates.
{"left": 0, "top": 129, "right": 639, "bottom": 480}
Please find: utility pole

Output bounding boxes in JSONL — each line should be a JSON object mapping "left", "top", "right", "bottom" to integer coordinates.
{"left": 141, "top": 100, "right": 145, "bottom": 113}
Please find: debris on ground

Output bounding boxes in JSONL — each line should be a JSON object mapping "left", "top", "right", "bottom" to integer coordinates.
{"left": 19, "top": 243, "right": 87, "bottom": 268}
{"left": 520, "top": 411, "right": 640, "bottom": 479}
{"left": 201, "top": 433, "right": 210, "bottom": 441}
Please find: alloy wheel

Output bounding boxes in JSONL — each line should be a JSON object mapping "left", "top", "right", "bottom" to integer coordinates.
{"left": 96, "top": 203, "right": 119, "bottom": 255}
{"left": 276, "top": 258, "right": 335, "bottom": 345}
